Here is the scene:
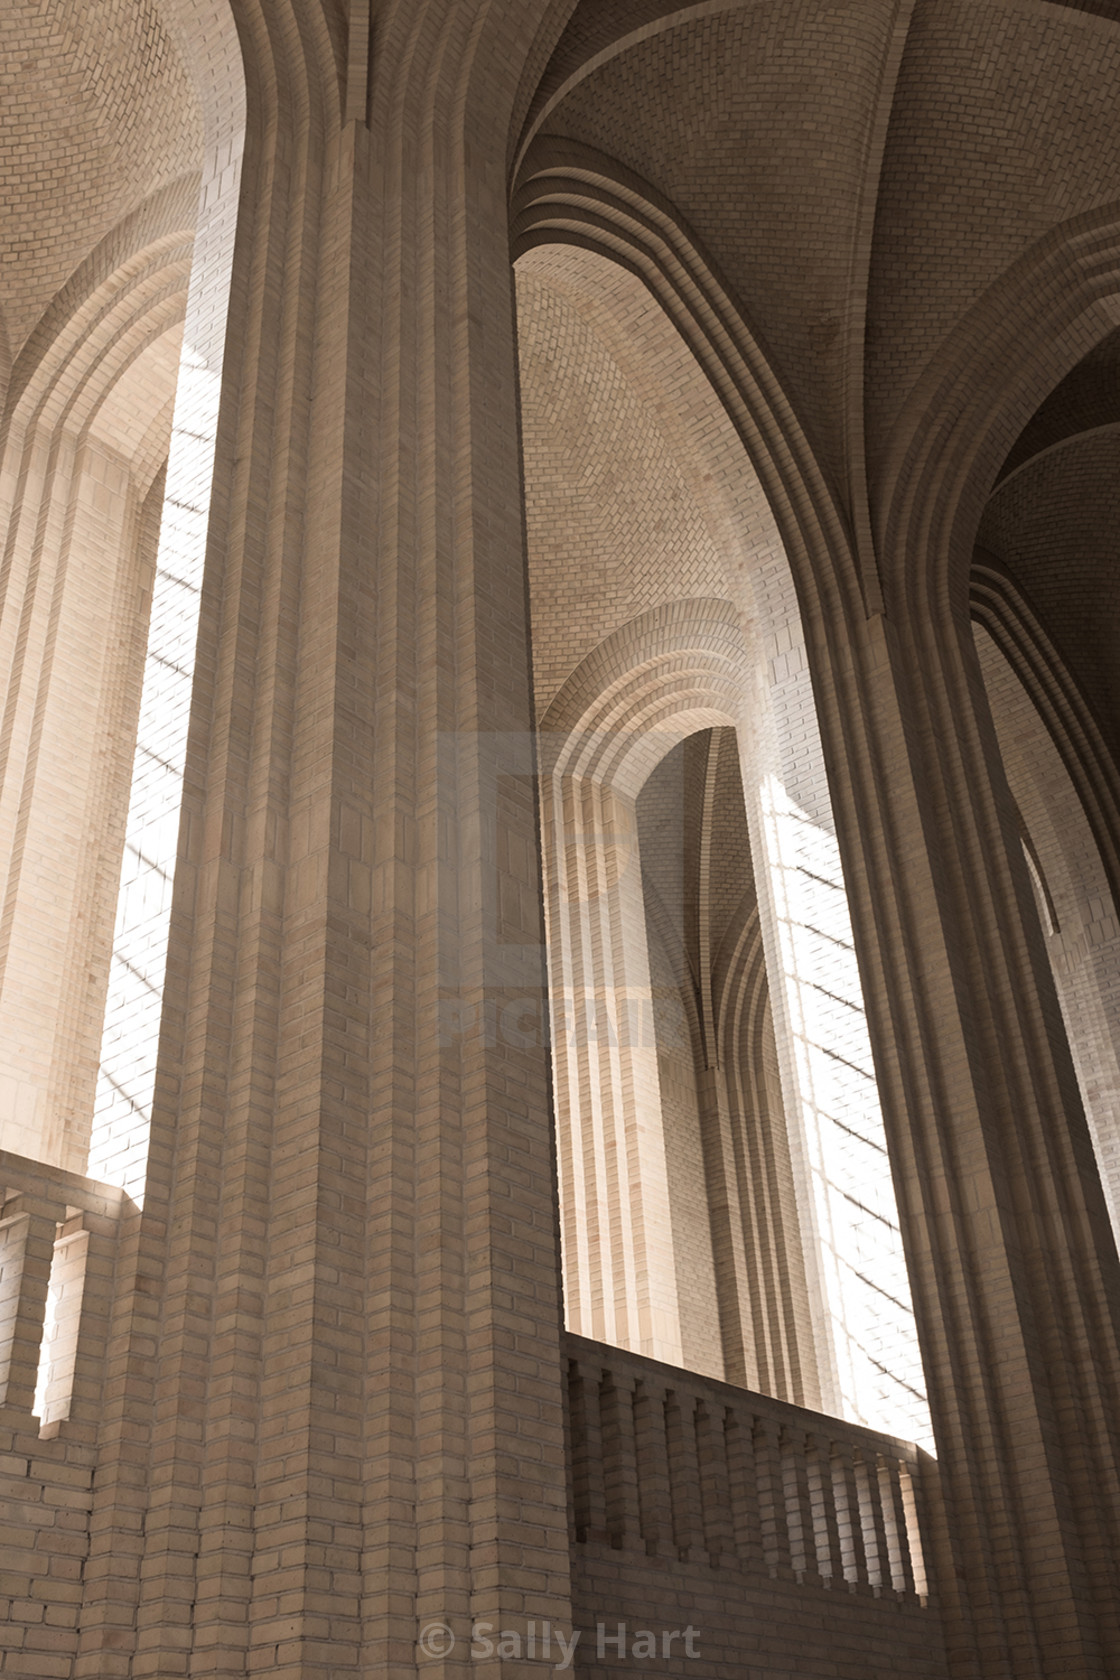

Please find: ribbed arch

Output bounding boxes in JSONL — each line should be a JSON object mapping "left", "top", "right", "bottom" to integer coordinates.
{"left": 536, "top": 584, "right": 931, "bottom": 1438}
{"left": 858, "top": 220, "right": 1120, "bottom": 1415}
{"left": 519, "top": 173, "right": 931, "bottom": 1433}
{"left": 0, "top": 232, "right": 194, "bottom": 1167}
{"left": 971, "top": 558, "right": 1120, "bottom": 900}
{"left": 3, "top": 178, "right": 198, "bottom": 435}
{"left": 515, "top": 0, "right": 753, "bottom": 170}
{"left": 971, "top": 565, "right": 1120, "bottom": 1245}
{"left": 541, "top": 598, "right": 751, "bottom": 790}
{"left": 880, "top": 204, "right": 1120, "bottom": 618}
{"left": 0, "top": 1, "right": 248, "bottom": 1189}
{"left": 512, "top": 135, "right": 875, "bottom": 615}
{"left": 541, "top": 601, "right": 773, "bottom": 1372}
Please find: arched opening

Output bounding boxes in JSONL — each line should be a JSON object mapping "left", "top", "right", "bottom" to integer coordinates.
{"left": 638, "top": 724, "right": 813, "bottom": 1402}
{"left": 0, "top": 0, "right": 244, "bottom": 1204}
{"left": 0, "top": 3, "right": 244, "bottom": 1434}
{"left": 517, "top": 241, "right": 931, "bottom": 1446}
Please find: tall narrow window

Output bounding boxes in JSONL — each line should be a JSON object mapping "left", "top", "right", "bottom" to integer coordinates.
{"left": 0, "top": 3, "right": 244, "bottom": 1201}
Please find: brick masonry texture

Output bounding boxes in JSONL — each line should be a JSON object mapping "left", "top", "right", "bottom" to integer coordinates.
{"left": 1, "top": 2, "right": 1120, "bottom": 1677}
{"left": 0, "top": 0, "right": 201, "bottom": 359}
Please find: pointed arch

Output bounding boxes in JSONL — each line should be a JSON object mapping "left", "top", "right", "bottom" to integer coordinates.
{"left": 512, "top": 135, "right": 875, "bottom": 615}
{"left": 535, "top": 564, "right": 930, "bottom": 1440}
{"left": 879, "top": 204, "right": 1120, "bottom": 619}
{"left": 0, "top": 0, "right": 249, "bottom": 1186}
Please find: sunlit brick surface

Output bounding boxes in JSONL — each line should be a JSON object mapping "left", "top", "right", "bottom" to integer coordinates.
{"left": 0, "top": 2, "right": 1119, "bottom": 1675}
{"left": 89, "top": 18, "right": 244, "bottom": 1198}
{"left": 0, "top": 0, "right": 201, "bottom": 358}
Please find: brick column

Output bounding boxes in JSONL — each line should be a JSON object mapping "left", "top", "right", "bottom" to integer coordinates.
{"left": 79, "top": 3, "right": 573, "bottom": 1676}
{"left": 821, "top": 597, "right": 1120, "bottom": 1679}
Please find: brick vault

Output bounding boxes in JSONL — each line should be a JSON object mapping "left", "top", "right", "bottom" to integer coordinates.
{"left": 1, "top": 3, "right": 1120, "bottom": 1677}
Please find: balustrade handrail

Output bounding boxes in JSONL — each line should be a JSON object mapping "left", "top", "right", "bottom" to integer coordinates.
{"left": 564, "top": 1331, "right": 932, "bottom": 1605}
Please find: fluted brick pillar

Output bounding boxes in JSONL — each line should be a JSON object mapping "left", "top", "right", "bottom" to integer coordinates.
{"left": 820, "top": 595, "right": 1120, "bottom": 1680}
{"left": 78, "top": 3, "right": 574, "bottom": 1675}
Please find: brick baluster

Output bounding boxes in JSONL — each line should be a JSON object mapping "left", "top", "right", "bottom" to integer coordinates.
{"left": 695, "top": 1400, "right": 734, "bottom": 1567}
{"left": 831, "top": 1439, "right": 872, "bottom": 1592}
{"left": 805, "top": 1431, "right": 843, "bottom": 1587}
{"left": 753, "top": 1413, "right": 794, "bottom": 1580}
{"left": 665, "top": 1389, "right": 703, "bottom": 1563}
{"left": 600, "top": 1368, "right": 641, "bottom": 1550}
{"left": 879, "top": 1454, "right": 918, "bottom": 1598}
{"left": 568, "top": 1358, "right": 607, "bottom": 1542}
{"left": 632, "top": 1378, "right": 673, "bottom": 1558}
{"left": 854, "top": 1445, "right": 893, "bottom": 1595}
{"left": 723, "top": 1404, "right": 763, "bottom": 1571}
{"left": 781, "top": 1424, "right": 822, "bottom": 1586}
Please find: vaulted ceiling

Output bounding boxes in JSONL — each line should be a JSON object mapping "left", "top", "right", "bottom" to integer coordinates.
{"left": 3, "top": 0, "right": 1117, "bottom": 741}
{"left": 0, "top": 0, "right": 201, "bottom": 368}
{"left": 518, "top": 0, "right": 1120, "bottom": 745}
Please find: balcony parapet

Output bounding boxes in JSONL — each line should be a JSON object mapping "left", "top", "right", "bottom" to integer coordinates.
{"left": 564, "top": 1332, "right": 932, "bottom": 1605}
{"left": 0, "top": 1149, "right": 126, "bottom": 1440}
